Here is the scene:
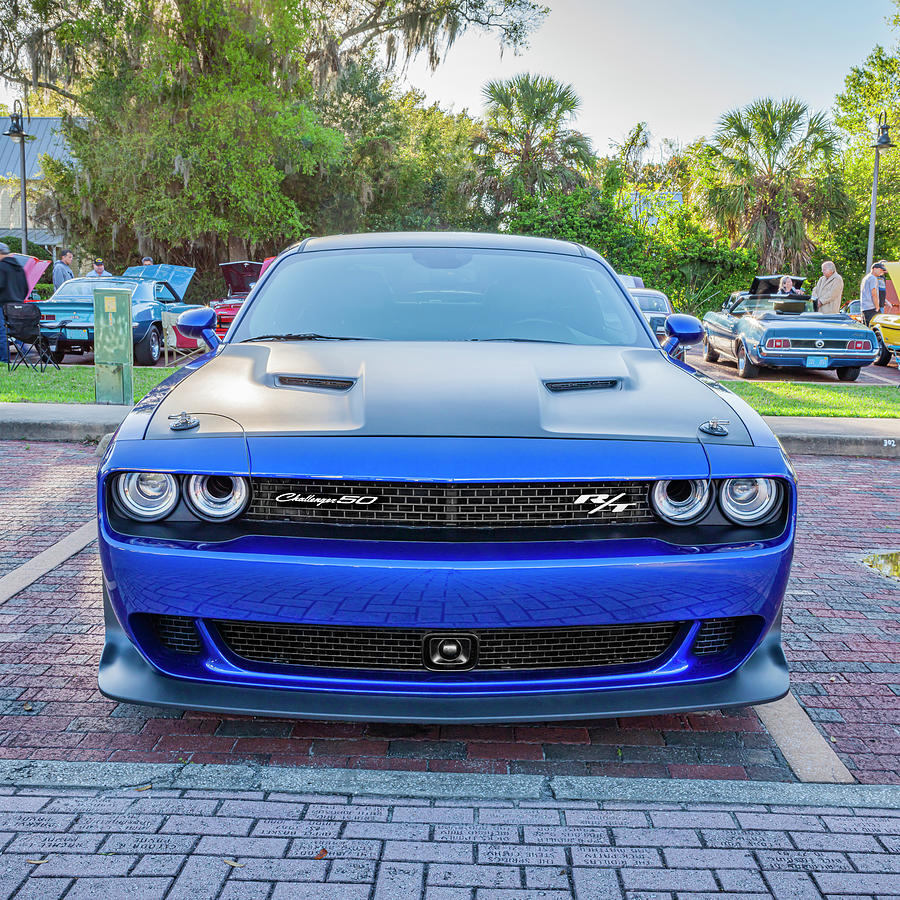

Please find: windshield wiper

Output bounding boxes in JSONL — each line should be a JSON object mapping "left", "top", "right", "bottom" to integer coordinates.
{"left": 468, "top": 337, "right": 570, "bottom": 344}
{"left": 241, "top": 333, "right": 379, "bottom": 342}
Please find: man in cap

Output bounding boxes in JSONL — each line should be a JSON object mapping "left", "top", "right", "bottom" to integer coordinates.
{"left": 860, "top": 261, "right": 888, "bottom": 325}
{"left": 0, "top": 242, "right": 28, "bottom": 363}
{"left": 86, "top": 257, "right": 113, "bottom": 278}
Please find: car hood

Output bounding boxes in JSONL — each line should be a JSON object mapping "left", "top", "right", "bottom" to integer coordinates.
{"left": 146, "top": 342, "right": 752, "bottom": 444}
{"left": 220, "top": 260, "right": 262, "bottom": 296}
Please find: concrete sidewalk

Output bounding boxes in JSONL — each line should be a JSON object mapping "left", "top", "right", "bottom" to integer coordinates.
{"left": 0, "top": 402, "right": 897, "bottom": 456}
{"left": 0, "top": 402, "right": 130, "bottom": 442}
{"left": 764, "top": 415, "right": 898, "bottom": 458}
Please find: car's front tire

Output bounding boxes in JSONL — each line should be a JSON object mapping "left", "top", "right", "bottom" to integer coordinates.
{"left": 134, "top": 324, "right": 161, "bottom": 366}
{"left": 702, "top": 335, "right": 719, "bottom": 363}
{"left": 51, "top": 348, "right": 66, "bottom": 365}
{"left": 836, "top": 366, "right": 861, "bottom": 382}
{"left": 737, "top": 344, "right": 758, "bottom": 379}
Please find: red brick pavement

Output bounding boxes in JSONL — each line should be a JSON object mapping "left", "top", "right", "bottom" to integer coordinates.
{"left": 0, "top": 440, "right": 97, "bottom": 577}
{"left": 0, "top": 441, "right": 897, "bottom": 782}
{"left": 782, "top": 456, "right": 900, "bottom": 784}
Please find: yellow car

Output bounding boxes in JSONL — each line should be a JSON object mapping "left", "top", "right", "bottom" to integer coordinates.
{"left": 843, "top": 300, "right": 899, "bottom": 366}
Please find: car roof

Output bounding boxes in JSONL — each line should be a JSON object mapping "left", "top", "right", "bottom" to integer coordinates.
{"left": 629, "top": 288, "right": 668, "bottom": 298}
{"left": 297, "top": 231, "right": 585, "bottom": 256}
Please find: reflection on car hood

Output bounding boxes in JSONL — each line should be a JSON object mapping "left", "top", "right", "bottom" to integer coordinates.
{"left": 146, "top": 342, "right": 751, "bottom": 444}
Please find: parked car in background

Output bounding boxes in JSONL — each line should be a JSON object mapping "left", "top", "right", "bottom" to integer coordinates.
{"left": 36, "top": 264, "right": 201, "bottom": 365}
{"left": 703, "top": 275, "right": 879, "bottom": 380}
{"left": 211, "top": 260, "right": 263, "bottom": 338}
{"left": 842, "top": 299, "right": 899, "bottom": 367}
{"left": 628, "top": 287, "right": 684, "bottom": 361}
{"left": 97, "top": 232, "right": 793, "bottom": 723}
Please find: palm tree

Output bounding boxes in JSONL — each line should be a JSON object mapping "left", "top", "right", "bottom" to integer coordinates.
{"left": 472, "top": 73, "right": 594, "bottom": 213}
{"left": 697, "top": 97, "right": 848, "bottom": 272}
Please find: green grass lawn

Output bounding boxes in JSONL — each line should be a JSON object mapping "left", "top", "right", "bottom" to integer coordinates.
{"left": 726, "top": 382, "right": 899, "bottom": 418}
{"left": 0, "top": 365, "right": 175, "bottom": 404}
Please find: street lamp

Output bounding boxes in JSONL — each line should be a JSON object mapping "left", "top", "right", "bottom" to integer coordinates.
{"left": 3, "top": 100, "right": 31, "bottom": 253}
{"left": 866, "top": 111, "right": 894, "bottom": 272}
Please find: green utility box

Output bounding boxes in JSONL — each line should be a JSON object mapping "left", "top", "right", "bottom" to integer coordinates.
{"left": 93, "top": 287, "right": 133, "bottom": 405}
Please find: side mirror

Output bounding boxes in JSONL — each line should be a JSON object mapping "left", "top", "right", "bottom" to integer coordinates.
{"left": 177, "top": 306, "right": 220, "bottom": 351}
{"left": 662, "top": 313, "right": 704, "bottom": 356}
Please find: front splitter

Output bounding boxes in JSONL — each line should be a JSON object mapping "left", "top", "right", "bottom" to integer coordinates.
{"left": 98, "top": 595, "right": 789, "bottom": 724}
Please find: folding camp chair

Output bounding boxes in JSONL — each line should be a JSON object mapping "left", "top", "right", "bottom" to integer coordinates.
{"left": 161, "top": 309, "right": 203, "bottom": 366}
{"left": 3, "top": 302, "right": 65, "bottom": 372}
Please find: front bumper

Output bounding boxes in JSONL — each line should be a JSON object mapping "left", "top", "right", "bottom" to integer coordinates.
{"left": 99, "top": 589, "right": 789, "bottom": 722}
{"left": 752, "top": 350, "right": 878, "bottom": 368}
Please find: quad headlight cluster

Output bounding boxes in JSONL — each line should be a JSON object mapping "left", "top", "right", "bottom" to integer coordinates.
{"left": 651, "top": 478, "right": 781, "bottom": 526}
{"left": 114, "top": 472, "right": 250, "bottom": 522}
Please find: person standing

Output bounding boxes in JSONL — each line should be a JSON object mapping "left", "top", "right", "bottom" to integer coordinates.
{"left": 860, "top": 261, "right": 887, "bottom": 325}
{"left": 53, "top": 249, "right": 75, "bottom": 289}
{"left": 811, "top": 261, "right": 843, "bottom": 314}
{"left": 0, "top": 242, "right": 28, "bottom": 364}
{"left": 141, "top": 256, "right": 154, "bottom": 266}
{"left": 86, "top": 257, "right": 113, "bottom": 278}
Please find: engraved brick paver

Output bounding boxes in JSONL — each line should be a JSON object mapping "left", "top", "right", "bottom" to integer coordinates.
{"left": 0, "top": 787, "right": 894, "bottom": 898}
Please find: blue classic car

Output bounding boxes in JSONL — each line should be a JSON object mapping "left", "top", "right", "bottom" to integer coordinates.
{"left": 703, "top": 276, "right": 879, "bottom": 380}
{"left": 96, "top": 233, "right": 794, "bottom": 722}
{"left": 37, "top": 264, "right": 200, "bottom": 365}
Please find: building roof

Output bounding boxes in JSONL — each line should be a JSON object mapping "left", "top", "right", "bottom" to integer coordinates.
{"left": 0, "top": 117, "right": 71, "bottom": 180}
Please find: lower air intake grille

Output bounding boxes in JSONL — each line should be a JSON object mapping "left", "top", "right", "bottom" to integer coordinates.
{"left": 245, "top": 478, "right": 655, "bottom": 529}
{"left": 692, "top": 617, "right": 738, "bottom": 656}
{"left": 212, "top": 620, "right": 682, "bottom": 672}
{"left": 153, "top": 615, "right": 202, "bottom": 654}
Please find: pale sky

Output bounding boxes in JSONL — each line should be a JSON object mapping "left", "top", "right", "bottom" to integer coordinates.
{"left": 400, "top": 0, "right": 897, "bottom": 155}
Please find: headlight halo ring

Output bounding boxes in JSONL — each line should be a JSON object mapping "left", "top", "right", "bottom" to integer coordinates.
{"left": 719, "top": 477, "right": 781, "bottom": 525}
{"left": 650, "top": 478, "right": 712, "bottom": 525}
{"left": 115, "top": 471, "right": 179, "bottom": 521}
{"left": 184, "top": 473, "right": 250, "bottom": 522}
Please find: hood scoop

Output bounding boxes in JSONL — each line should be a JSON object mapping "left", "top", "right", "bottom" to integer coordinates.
{"left": 544, "top": 378, "right": 619, "bottom": 393}
{"left": 276, "top": 375, "right": 356, "bottom": 392}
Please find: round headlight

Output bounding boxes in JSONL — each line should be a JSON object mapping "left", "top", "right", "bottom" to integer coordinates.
{"left": 651, "top": 479, "right": 711, "bottom": 524}
{"left": 719, "top": 477, "right": 780, "bottom": 524}
{"left": 115, "top": 472, "right": 179, "bottom": 521}
{"left": 185, "top": 474, "right": 249, "bottom": 521}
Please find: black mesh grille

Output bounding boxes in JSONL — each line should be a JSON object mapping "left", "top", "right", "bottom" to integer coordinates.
{"left": 245, "top": 479, "right": 654, "bottom": 529}
{"left": 153, "top": 615, "right": 202, "bottom": 654}
{"left": 692, "top": 617, "right": 738, "bottom": 656}
{"left": 212, "top": 620, "right": 682, "bottom": 672}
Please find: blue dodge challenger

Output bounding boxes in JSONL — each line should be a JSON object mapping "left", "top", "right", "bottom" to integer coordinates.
{"left": 97, "top": 233, "right": 794, "bottom": 722}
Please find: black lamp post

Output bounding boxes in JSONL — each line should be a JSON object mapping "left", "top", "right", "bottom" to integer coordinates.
{"left": 3, "top": 100, "right": 30, "bottom": 253}
{"left": 866, "top": 111, "right": 894, "bottom": 272}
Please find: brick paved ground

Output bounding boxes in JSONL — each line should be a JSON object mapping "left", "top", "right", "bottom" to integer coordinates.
{"left": 0, "top": 441, "right": 897, "bottom": 783}
{"left": 0, "top": 442, "right": 97, "bottom": 577}
{"left": 1, "top": 786, "right": 900, "bottom": 898}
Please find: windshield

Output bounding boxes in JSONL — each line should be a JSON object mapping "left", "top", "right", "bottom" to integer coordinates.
{"left": 50, "top": 279, "right": 136, "bottom": 300}
{"left": 232, "top": 248, "right": 650, "bottom": 346}
{"left": 632, "top": 291, "right": 669, "bottom": 313}
{"left": 734, "top": 296, "right": 814, "bottom": 314}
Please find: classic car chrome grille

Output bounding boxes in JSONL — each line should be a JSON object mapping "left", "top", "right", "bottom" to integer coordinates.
{"left": 787, "top": 339, "right": 849, "bottom": 350}
{"left": 244, "top": 479, "right": 655, "bottom": 528}
{"left": 212, "top": 620, "right": 682, "bottom": 671}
